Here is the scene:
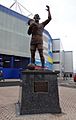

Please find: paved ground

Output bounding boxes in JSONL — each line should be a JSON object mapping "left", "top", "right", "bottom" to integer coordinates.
{"left": 0, "top": 84, "right": 76, "bottom": 120}
{"left": 58, "top": 78, "right": 76, "bottom": 88}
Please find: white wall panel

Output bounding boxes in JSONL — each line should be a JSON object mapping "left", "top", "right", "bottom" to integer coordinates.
{"left": 53, "top": 64, "right": 60, "bottom": 71}
{"left": 53, "top": 39, "right": 60, "bottom": 51}
{"left": 53, "top": 53, "right": 60, "bottom": 62}
{"left": 64, "top": 51, "right": 73, "bottom": 72}
{"left": 0, "top": 10, "right": 31, "bottom": 57}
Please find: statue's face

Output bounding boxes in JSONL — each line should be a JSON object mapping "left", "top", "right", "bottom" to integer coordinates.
{"left": 35, "top": 18, "right": 39, "bottom": 23}
{"left": 34, "top": 14, "right": 40, "bottom": 22}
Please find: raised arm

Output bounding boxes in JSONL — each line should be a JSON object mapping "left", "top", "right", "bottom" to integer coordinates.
{"left": 46, "top": 5, "right": 52, "bottom": 21}
{"left": 42, "top": 5, "right": 52, "bottom": 27}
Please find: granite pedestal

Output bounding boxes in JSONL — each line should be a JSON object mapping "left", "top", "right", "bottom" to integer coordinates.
{"left": 19, "top": 70, "right": 61, "bottom": 115}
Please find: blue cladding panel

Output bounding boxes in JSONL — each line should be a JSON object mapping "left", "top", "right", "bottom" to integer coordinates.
{"left": 48, "top": 52, "right": 53, "bottom": 58}
{"left": 0, "top": 68, "right": 20, "bottom": 79}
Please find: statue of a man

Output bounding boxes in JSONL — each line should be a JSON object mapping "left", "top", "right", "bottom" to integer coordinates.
{"left": 28, "top": 5, "right": 52, "bottom": 68}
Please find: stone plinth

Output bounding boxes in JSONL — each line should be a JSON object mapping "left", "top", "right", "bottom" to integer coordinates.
{"left": 19, "top": 70, "right": 61, "bottom": 115}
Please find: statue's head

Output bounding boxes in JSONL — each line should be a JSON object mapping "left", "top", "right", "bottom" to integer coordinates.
{"left": 33, "top": 14, "right": 40, "bottom": 22}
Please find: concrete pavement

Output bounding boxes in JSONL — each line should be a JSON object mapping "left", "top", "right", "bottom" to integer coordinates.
{"left": 0, "top": 78, "right": 76, "bottom": 88}
{"left": 58, "top": 77, "right": 76, "bottom": 88}
{"left": 0, "top": 85, "right": 76, "bottom": 120}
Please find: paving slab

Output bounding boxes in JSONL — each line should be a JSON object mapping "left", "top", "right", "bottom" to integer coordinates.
{"left": 0, "top": 86, "right": 76, "bottom": 120}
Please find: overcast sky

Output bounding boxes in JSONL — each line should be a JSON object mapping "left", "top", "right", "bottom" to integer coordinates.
{"left": 0, "top": 0, "right": 76, "bottom": 71}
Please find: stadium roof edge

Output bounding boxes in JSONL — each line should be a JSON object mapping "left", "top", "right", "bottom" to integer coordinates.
{"left": 0, "top": 4, "right": 52, "bottom": 40}
{"left": 0, "top": 4, "right": 29, "bottom": 22}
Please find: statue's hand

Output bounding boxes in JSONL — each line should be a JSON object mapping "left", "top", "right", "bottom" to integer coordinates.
{"left": 46, "top": 5, "right": 50, "bottom": 11}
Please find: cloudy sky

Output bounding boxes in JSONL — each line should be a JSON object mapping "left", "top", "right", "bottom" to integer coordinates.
{"left": 0, "top": 0, "right": 76, "bottom": 71}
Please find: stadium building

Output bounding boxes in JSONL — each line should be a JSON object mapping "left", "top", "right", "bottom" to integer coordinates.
{"left": 0, "top": 5, "right": 53, "bottom": 78}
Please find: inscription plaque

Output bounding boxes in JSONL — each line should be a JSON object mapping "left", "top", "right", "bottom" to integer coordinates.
{"left": 34, "top": 81, "right": 48, "bottom": 92}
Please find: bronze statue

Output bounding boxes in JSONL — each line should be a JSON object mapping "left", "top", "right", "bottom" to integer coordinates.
{"left": 28, "top": 5, "right": 52, "bottom": 68}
